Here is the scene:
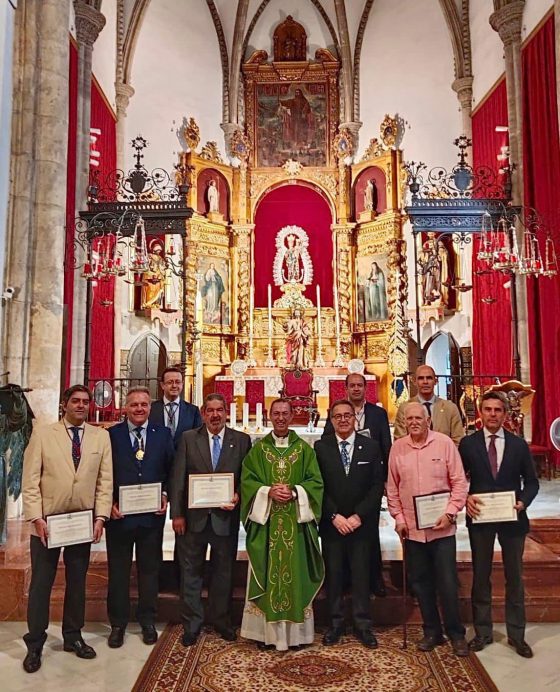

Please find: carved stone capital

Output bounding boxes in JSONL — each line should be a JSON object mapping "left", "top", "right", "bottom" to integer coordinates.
{"left": 115, "top": 82, "right": 135, "bottom": 118}
{"left": 73, "top": 1, "right": 106, "bottom": 47}
{"left": 220, "top": 122, "right": 242, "bottom": 158}
{"left": 490, "top": 1, "right": 524, "bottom": 47}
{"left": 339, "top": 121, "right": 362, "bottom": 154}
{"left": 452, "top": 76, "right": 474, "bottom": 110}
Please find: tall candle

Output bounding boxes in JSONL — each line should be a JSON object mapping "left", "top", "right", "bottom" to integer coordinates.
{"left": 316, "top": 284, "right": 322, "bottom": 353}
{"left": 229, "top": 402, "right": 237, "bottom": 428}
{"left": 333, "top": 277, "right": 341, "bottom": 339}
{"left": 267, "top": 284, "right": 273, "bottom": 349}
{"left": 256, "top": 402, "right": 263, "bottom": 430}
{"left": 249, "top": 286, "right": 254, "bottom": 343}
{"left": 242, "top": 402, "right": 249, "bottom": 429}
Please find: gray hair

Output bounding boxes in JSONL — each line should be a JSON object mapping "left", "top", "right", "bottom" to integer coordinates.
{"left": 403, "top": 401, "right": 429, "bottom": 419}
{"left": 126, "top": 386, "right": 151, "bottom": 401}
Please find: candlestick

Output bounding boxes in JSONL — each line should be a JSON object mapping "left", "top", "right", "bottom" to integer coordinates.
{"left": 229, "top": 402, "right": 237, "bottom": 428}
{"left": 242, "top": 402, "right": 249, "bottom": 430}
{"left": 256, "top": 402, "right": 263, "bottom": 431}
{"left": 315, "top": 284, "right": 325, "bottom": 367}
{"left": 264, "top": 283, "right": 276, "bottom": 367}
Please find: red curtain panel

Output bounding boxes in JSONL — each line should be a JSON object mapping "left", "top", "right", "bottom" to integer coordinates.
{"left": 471, "top": 78, "right": 514, "bottom": 379}
{"left": 522, "top": 14, "right": 560, "bottom": 461}
{"left": 253, "top": 184, "right": 334, "bottom": 308}
{"left": 89, "top": 80, "right": 117, "bottom": 381}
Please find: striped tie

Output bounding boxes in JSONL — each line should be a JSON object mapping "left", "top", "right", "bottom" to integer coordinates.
{"left": 70, "top": 426, "right": 81, "bottom": 470}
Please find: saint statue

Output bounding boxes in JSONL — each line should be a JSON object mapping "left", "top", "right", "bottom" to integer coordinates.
{"left": 201, "top": 262, "right": 225, "bottom": 322}
{"left": 141, "top": 242, "right": 166, "bottom": 310}
{"left": 282, "top": 234, "right": 304, "bottom": 284}
{"left": 363, "top": 178, "right": 378, "bottom": 213}
{"left": 283, "top": 308, "right": 310, "bottom": 369}
{"left": 366, "top": 261, "right": 388, "bottom": 320}
{"left": 437, "top": 240, "right": 450, "bottom": 306}
{"left": 420, "top": 233, "right": 450, "bottom": 307}
{"left": 207, "top": 179, "right": 219, "bottom": 213}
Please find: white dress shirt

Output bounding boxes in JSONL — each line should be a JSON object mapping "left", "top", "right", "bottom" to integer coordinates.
{"left": 163, "top": 396, "right": 180, "bottom": 429}
{"left": 335, "top": 432, "right": 356, "bottom": 460}
{"left": 483, "top": 426, "right": 505, "bottom": 470}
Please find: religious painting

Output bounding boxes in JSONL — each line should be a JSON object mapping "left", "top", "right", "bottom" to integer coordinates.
{"left": 356, "top": 253, "right": 390, "bottom": 323}
{"left": 198, "top": 256, "right": 230, "bottom": 326}
{"left": 256, "top": 82, "right": 328, "bottom": 167}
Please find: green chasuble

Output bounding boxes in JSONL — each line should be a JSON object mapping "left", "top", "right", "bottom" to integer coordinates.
{"left": 241, "top": 431, "right": 324, "bottom": 624}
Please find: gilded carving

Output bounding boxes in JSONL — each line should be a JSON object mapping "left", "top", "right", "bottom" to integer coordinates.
{"left": 360, "top": 138, "right": 384, "bottom": 161}
{"left": 200, "top": 141, "right": 224, "bottom": 163}
{"left": 181, "top": 116, "right": 201, "bottom": 152}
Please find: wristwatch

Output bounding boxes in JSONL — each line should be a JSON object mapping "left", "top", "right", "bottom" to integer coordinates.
{"left": 331, "top": 513, "right": 337, "bottom": 521}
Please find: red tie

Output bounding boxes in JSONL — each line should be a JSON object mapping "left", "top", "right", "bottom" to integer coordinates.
{"left": 488, "top": 434, "right": 498, "bottom": 479}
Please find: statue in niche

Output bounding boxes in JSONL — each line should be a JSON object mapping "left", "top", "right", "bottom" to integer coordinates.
{"left": 273, "top": 15, "right": 307, "bottom": 61}
{"left": 364, "top": 178, "right": 378, "bottom": 213}
{"left": 420, "top": 232, "right": 450, "bottom": 307}
{"left": 283, "top": 234, "right": 304, "bottom": 284}
{"left": 207, "top": 179, "right": 219, "bottom": 213}
{"left": 283, "top": 308, "right": 311, "bottom": 369}
{"left": 366, "top": 260, "right": 388, "bottom": 320}
{"left": 141, "top": 241, "right": 166, "bottom": 310}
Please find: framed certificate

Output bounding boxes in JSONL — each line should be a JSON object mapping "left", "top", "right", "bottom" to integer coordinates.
{"left": 413, "top": 491, "right": 451, "bottom": 530}
{"left": 188, "top": 473, "right": 235, "bottom": 509}
{"left": 471, "top": 490, "right": 518, "bottom": 524}
{"left": 119, "top": 482, "right": 162, "bottom": 515}
{"left": 46, "top": 509, "right": 94, "bottom": 549}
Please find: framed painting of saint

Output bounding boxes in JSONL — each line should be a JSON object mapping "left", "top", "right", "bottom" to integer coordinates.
{"left": 356, "top": 253, "right": 390, "bottom": 324}
{"left": 198, "top": 256, "right": 230, "bottom": 326}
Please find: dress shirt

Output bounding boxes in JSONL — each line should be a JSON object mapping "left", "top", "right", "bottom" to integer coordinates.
{"left": 335, "top": 432, "right": 356, "bottom": 460}
{"left": 353, "top": 405, "right": 366, "bottom": 432}
{"left": 207, "top": 426, "right": 225, "bottom": 451}
{"left": 163, "top": 396, "right": 180, "bottom": 428}
{"left": 483, "top": 426, "right": 505, "bottom": 470}
{"left": 272, "top": 431, "right": 290, "bottom": 448}
{"left": 63, "top": 418, "right": 85, "bottom": 442}
{"left": 387, "top": 430, "right": 468, "bottom": 543}
{"left": 127, "top": 420, "right": 148, "bottom": 448}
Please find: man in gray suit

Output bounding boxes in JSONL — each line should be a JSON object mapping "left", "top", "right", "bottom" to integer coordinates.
{"left": 169, "top": 393, "right": 251, "bottom": 647}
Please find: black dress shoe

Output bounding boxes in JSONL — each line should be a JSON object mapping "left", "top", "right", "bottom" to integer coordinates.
{"left": 215, "top": 626, "right": 237, "bottom": 642}
{"left": 181, "top": 630, "right": 199, "bottom": 647}
{"left": 257, "top": 641, "right": 275, "bottom": 651}
{"left": 508, "top": 638, "right": 534, "bottom": 658}
{"left": 322, "top": 627, "right": 344, "bottom": 646}
{"left": 142, "top": 625, "right": 158, "bottom": 645}
{"left": 108, "top": 627, "right": 125, "bottom": 649}
{"left": 451, "top": 638, "right": 470, "bottom": 657}
{"left": 416, "top": 635, "right": 446, "bottom": 652}
{"left": 468, "top": 635, "right": 493, "bottom": 652}
{"left": 23, "top": 649, "right": 42, "bottom": 674}
{"left": 355, "top": 629, "right": 378, "bottom": 649}
{"left": 63, "top": 638, "right": 97, "bottom": 659}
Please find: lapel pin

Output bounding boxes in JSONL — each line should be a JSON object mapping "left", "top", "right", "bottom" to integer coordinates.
{"left": 230, "top": 444, "right": 234, "bottom": 448}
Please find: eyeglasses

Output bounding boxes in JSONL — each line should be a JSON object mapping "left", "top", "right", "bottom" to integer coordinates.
{"left": 332, "top": 413, "right": 355, "bottom": 421}
{"left": 163, "top": 379, "right": 182, "bottom": 385}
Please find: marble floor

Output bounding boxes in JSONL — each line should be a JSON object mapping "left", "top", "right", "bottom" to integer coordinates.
{"left": 1, "top": 621, "right": 559, "bottom": 691}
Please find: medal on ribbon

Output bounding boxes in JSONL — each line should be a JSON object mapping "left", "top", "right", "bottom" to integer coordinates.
{"left": 136, "top": 449, "right": 144, "bottom": 461}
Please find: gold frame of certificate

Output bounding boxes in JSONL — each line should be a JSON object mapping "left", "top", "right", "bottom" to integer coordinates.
{"left": 46, "top": 509, "right": 94, "bottom": 549}
{"left": 413, "top": 491, "right": 451, "bottom": 530}
{"left": 471, "top": 490, "right": 518, "bottom": 524}
{"left": 188, "top": 473, "right": 235, "bottom": 509}
{"left": 119, "top": 482, "right": 162, "bottom": 515}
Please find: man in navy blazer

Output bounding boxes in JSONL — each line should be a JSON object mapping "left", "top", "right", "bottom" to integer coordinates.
{"left": 105, "top": 386, "right": 174, "bottom": 649}
{"left": 322, "top": 373, "right": 391, "bottom": 596}
{"left": 149, "top": 366, "right": 202, "bottom": 448}
{"left": 459, "top": 391, "right": 539, "bottom": 659}
{"left": 315, "top": 399, "right": 384, "bottom": 648}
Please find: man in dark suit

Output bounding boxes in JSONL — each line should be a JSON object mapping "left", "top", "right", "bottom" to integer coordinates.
{"left": 459, "top": 391, "right": 539, "bottom": 658}
{"left": 169, "top": 393, "right": 252, "bottom": 647}
{"left": 105, "top": 386, "right": 174, "bottom": 649}
{"left": 315, "top": 399, "right": 384, "bottom": 648}
{"left": 149, "top": 366, "right": 202, "bottom": 448}
{"left": 323, "top": 373, "right": 391, "bottom": 596}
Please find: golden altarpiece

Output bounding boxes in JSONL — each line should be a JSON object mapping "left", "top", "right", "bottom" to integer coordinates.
{"left": 138, "top": 17, "right": 410, "bottom": 418}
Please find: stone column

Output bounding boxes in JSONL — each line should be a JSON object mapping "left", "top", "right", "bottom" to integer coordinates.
{"left": 452, "top": 76, "right": 474, "bottom": 142}
{"left": 333, "top": 0, "right": 353, "bottom": 124}
{"left": 332, "top": 224, "right": 355, "bottom": 356}
{"left": 2, "top": 0, "right": 72, "bottom": 421}
{"left": 69, "top": 0, "right": 106, "bottom": 386}
{"left": 490, "top": 0, "right": 530, "bottom": 386}
{"left": 231, "top": 224, "right": 253, "bottom": 358}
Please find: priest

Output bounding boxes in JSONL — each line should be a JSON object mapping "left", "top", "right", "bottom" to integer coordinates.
{"left": 240, "top": 398, "right": 324, "bottom": 651}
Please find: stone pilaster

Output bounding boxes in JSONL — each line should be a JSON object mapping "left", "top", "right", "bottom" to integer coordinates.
{"left": 69, "top": 1, "right": 106, "bottom": 386}
{"left": 452, "top": 76, "right": 474, "bottom": 143}
{"left": 334, "top": 0, "right": 353, "bottom": 123}
{"left": 490, "top": 0, "right": 530, "bottom": 386}
{"left": 2, "top": 0, "right": 72, "bottom": 421}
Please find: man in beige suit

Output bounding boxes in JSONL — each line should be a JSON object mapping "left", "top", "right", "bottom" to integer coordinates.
{"left": 394, "top": 365, "right": 464, "bottom": 446}
{"left": 21, "top": 385, "right": 113, "bottom": 673}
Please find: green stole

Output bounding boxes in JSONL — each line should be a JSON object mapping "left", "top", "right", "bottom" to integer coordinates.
{"left": 241, "top": 431, "right": 324, "bottom": 623}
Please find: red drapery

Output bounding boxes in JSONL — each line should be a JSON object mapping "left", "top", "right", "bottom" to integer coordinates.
{"left": 89, "top": 80, "right": 117, "bottom": 380}
{"left": 522, "top": 15, "right": 560, "bottom": 460}
{"left": 471, "top": 79, "right": 514, "bottom": 378}
{"left": 253, "top": 184, "right": 333, "bottom": 307}
{"left": 63, "top": 40, "right": 78, "bottom": 388}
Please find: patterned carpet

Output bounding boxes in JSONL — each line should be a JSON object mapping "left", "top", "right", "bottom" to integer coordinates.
{"left": 132, "top": 624, "right": 497, "bottom": 692}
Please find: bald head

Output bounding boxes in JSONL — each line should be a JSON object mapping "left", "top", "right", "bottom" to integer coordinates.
{"left": 415, "top": 365, "right": 437, "bottom": 400}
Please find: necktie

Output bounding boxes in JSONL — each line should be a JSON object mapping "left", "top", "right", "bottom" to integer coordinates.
{"left": 70, "top": 427, "right": 81, "bottom": 470}
{"left": 166, "top": 402, "right": 177, "bottom": 436}
{"left": 212, "top": 434, "right": 221, "bottom": 470}
{"left": 488, "top": 434, "right": 498, "bottom": 478}
{"left": 340, "top": 440, "right": 351, "bottom": 476}
{"left": 423, "top": 402, "right": 434, "bottom": 430}
{"left": 133, "top": 427, "right": 144, "bottom": 452}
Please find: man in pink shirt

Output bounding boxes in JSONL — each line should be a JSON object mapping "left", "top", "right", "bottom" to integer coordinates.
{"left": 387, "top": 402, "right": 469, "bottom": 656}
